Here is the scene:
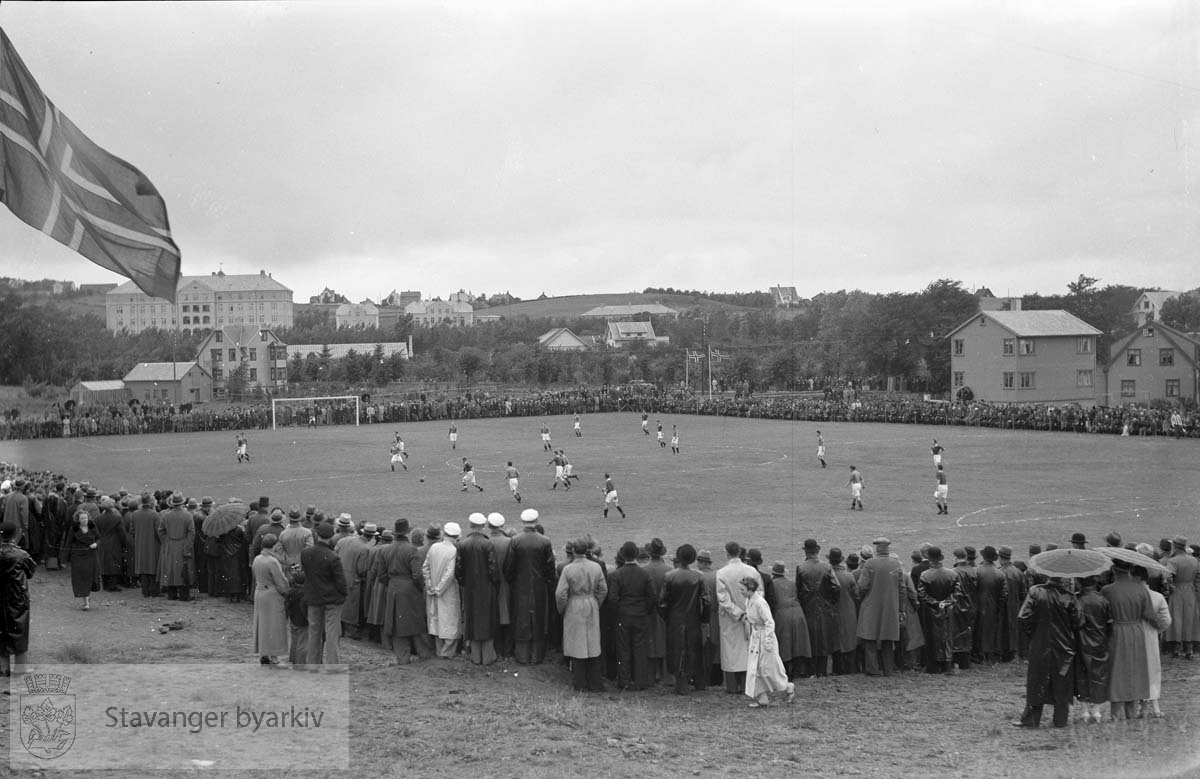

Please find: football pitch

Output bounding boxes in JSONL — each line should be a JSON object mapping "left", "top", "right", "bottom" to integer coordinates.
{"left": 2, "top": 412, "right": 1195, "bottom": 563}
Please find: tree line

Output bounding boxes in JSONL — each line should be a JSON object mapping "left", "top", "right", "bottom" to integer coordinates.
{"left": 0, "top": 277, "right": 1167, "bottom": 395}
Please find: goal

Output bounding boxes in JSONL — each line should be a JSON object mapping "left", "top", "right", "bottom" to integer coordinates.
{"left": 270, "top": 395, "right": 360, "bottom": 430}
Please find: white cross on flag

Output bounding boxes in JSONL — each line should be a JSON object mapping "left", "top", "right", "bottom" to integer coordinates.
{"left": 0, "top": 28, "right": 180, "bottom": 301}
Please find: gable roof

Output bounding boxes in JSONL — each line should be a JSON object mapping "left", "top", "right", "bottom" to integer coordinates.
{"left": 73, "top": 380, "right": 126, "bottom": 392}
{"left": 111, "top": 272, "right": 291, "bottom": 297}
{"left": 946, "top": 309, "right": 1101, "bottom": 339}
{"left": 538, "top": 328, "right": 591, "bottom": 350}
{"left": 1131, "top": 290, "right": 1183, "bottom": 311}
{"left": 123, "top": 362, "right": 207, "bottom": 383}
{"left": 197, "top": 325, "right": 286, "bottom": 352}
{"left": 607, "top": 320, "right": 658, "bottom": 339}
{"left": 1105, "top": 321, "right": 1200, "bottom": 371}
{"left": 769, "top": 286, "right": 799, "bottom": 302}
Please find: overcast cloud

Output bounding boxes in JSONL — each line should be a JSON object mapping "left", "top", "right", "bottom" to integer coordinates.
{"left": 1, "top": 1, "right": 1196, "bottom": 302}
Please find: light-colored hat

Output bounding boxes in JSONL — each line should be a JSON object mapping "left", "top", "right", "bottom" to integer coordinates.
{"left": 1135, "top": 542, "right": 1156, "bottom": 557}
{"left": 362, "top": 523, "right": 378, "bottom": 536}
{"left": 168, "top": 492, "right": 185, "bottom": 507}
{"left": 468, "top": 512, "right": 487, "bottom": 526}
{"left": 0, "top": 480, "right": 10, "bottom": 492}
{"left": 520, "top": 508, "right": 539, "bottom": 523}
{"left": 443, "top": 522, "right": 462, "bottom": 537}
{"left": 336, "top": 514, "right": 353, "bottom": 528}
{"left": 873, "top": 537, "right": 891, "bottom": 547}
{"left": 487, "top": 512, "right": 505, "bottom": 528}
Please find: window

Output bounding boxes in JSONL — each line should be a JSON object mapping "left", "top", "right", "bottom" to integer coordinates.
{"left": 1002, "top": 372, "right": 1015, "bottom": 389}
{"left": 1160, "top": 348, "right": 1174, "bottom": 367}
{"left": 203, "top": 316, "right": 210, "bottom": 324}
{"left": 249, "top": 348, "right": 257, "bottom": 362}
{"left": 249, "top": 368, "right": 257, "bottom": 382}
{"left": 953, "top": 372, "right": 964, "bottom": 388}
{"left": 1019, "top": 339, "right": 1035, "bottom": 355}
{"left": 228, "top": 348, "right": 237, "bottom": 362}
{"left": 1127, "top": 349, "right": 1141, "bottom": 367}
{"left": 1166, "top": 379, "right": 1180, "bottom": 397}
{"left": 202, "top": 304, "right": 210, "bottom": 312}
{"left": 1077, "top": 369, "right": 1093, "bottom": 388}
{"left": 1121, "top": 379, "right": 1136, "bottom": 398}
{"left": 210, "top": 349, "right": 222, "bottom": 363}
{"left": 1143, "top": 326, "right": 1155, "bottom": 337}
{"left": 1002, "top": 339, "right": 1014, "bottom": 355}
{"left": 1077, "top": 337, "right": 1092, "bottom": 354}
{"left": 953, "top": 339, "right": 964, "bottom": 356}
{"left": 261, "top": 331, "right": 268, "bottom": 342}
{"left": 1019, "top": 372, "right": 1035, "bottom": 389}
{"left": 213, "top": 368, "right": 223, "bottom": 381}
{"left": 215, "top": 331, "right": 222, "bottom": 343}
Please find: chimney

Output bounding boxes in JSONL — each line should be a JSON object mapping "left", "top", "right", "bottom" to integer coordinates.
{"left": 260, "top": 269, "right": 265, "bottom": 276}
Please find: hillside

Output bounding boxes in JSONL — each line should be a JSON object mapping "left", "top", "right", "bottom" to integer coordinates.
{"left": 5, "top": 288, "right": 107, "bottom": 319}
{"left": 479, "top": 292, "right": 759, "bottom": 319}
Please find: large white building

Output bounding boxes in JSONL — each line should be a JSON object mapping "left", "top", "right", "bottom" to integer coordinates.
{"left": 405, "top": 297, "right": 474, "bottom": 327}
{"left": 106, "top": 269, "right": 294, "bottom": 333}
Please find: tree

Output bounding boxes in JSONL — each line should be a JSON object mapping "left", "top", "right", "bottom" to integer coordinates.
{"left": 1159, "top": 293, "right": 1200, "bottom": 332}
{"left": 225, "top": 362, "right": 249, "bottom": 400}
{"left": 458, "top": 347, "right": 488, "bottom": 384}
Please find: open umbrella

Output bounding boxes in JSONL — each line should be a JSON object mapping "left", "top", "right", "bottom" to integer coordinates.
{"left": 1092, "top": 546, "right": 1170, "bottom": 574}
{"left": 1028, "top": 548, "right": 1111, "bottom": 579}
{"left": 201, "top": 503, "right": 246, "bottom": 537}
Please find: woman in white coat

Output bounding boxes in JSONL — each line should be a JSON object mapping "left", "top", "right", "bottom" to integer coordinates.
{"left": 741, "top": 577, "right": 795, "bottom": 708}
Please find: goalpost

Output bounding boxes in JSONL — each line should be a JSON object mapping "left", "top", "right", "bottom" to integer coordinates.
{"left": 271, "top": 395, "right": 360, "bottom": 430}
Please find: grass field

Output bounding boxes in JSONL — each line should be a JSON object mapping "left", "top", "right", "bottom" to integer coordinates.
{"left": 3, "top": 412, "right": 1195, "bottom": 560}
{"left": 4, "top": 413, "right": 1199, "bottom": 778}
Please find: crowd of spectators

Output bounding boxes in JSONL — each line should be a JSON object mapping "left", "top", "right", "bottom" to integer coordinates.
{"left": 0, "top": 384, "right": 1196, "bottom": 441}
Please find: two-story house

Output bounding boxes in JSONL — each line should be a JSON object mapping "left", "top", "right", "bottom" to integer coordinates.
{"left": 946, "top": 310, "right": 1101, "bottom": 405}
{"left": 195, "top": 325, "right": 290, "bottom": 397}
{"left": 1102, "top": 321, "right": 1200, "bottom": 406}
{"left": 1130, "top": 290, "right": 1182, "bottom": 327}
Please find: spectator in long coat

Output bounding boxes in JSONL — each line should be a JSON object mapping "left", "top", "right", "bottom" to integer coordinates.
{"left": 487, "top": 513, "right": 514, "bottom": 658}
{"left": 63, "top": 511, "right": 99, "bottom": 610}
{"left": 997, "top": 546, "right": 1025, "bottom": 662}
{"left": 252, "top": 535, "right": 290, "bottom": 665}
{"left": 974, "top": 546, "right": 1009, "bottom": 664}
{"left": 828, "top": 548, "right": 858, "bottom": 675}
{"left": 157, "top": 493, "right": 195, "bottom": 601}
{"left": 377, "top": 519, "right": 433, "bottom": 664}
{"left": 503, "top": 509, "right": 556, "bottom": 665}
{"left": 423, "top": 523, "right": 463, "bottom": 658}
{"left": 770, "top": 560, "right": 812, "bottom": 679}
{"left": 277, "top": 508, "right": 314, "bottom": 574}
{"left": 455, "top": 514, "right": 501, "bottom": 665}
{"left": 556, "top": 538, "right": 608, "bottom": 692}
{"left": 1073, "top": 575, "right": 1111, "bottom": 724}
{"left": 918, "top": 547, "right": 961, "bottom": 674}
{"left": 1163, "top": 536, "right": 1200, "bottom": 659}
{"left": 129, "top": 493, "right": 161, "bottom": 598}
{"left": 1102, "top": 561, "right": 1159, "bottom": 720}
{"left": 94, "top": 496, "right": 129, "bottom": 592}
{"left": 1, "top": 478, "right": 29, "bottom": 547}
{"left": 191, "top": 497, "right": 212, "bottom": 594}
{"left": 606, "top": 541, "right": 655, "bottom": 691}
{"left": 0, "top": 521, "right": 35, "bottom": 674}
{"left": 208, "top": 523, "right": 247, "bottom": 601}
{"left": 950, "top": 547, "right": 978, "bottom": 670}
{"left": 336, "top": 520, "right": 373, "bottom": 640}
{"left": 716, "top": 541, "right": 761, "bottom": 693}
{"left": 696, "top": 551, "right": 722, "bottom": 687}
{"left": 1138, "top": 566, "right": 1172, "bottom": 718}
{"left": 1015, "top": 576, "right": 1083, "bottom": 728}
{"left": 796, "top": 538, "right": 840, "bottom": 677}
{"left": 643, "top": 538, "right": 671, "bottom": 683}
{"left": 857, "top": 537, "right": 906, "bottom": 676}
{"left": 658, "top": 544, "right": 709, "bottom": 695}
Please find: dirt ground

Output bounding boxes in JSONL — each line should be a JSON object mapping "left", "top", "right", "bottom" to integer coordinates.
{"left": 3, "top": 569, "right": 1199, "bottom": 779}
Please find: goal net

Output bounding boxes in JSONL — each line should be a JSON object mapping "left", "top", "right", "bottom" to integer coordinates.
{"left": 271, "top": 395, "right": 361, "bottom": 429}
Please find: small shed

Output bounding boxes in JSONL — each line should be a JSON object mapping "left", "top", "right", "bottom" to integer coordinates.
{"left": 69, "top": 380, "right": 127, "bottom": 406}
{"left": 123, "top": 362, "right": 213, "bottom": 405}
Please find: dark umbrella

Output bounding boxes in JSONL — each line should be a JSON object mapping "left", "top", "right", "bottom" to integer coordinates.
{"left": 1028, "top": 548, "right": 1111, "bottom": 579}
{"left": 1092, "top": 546, "right": 1169, "bottom": 574}
{"left": 201, "top": 503, "right": 246, "bottom": 536}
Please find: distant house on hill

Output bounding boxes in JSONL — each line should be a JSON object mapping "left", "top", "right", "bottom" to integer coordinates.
{"left": 1102, "top": 321, "right": 1200, "bottom": 406}
{"left": 405, "top": 297, "right": 474, "bottom": 327}
{"left": 583, "top": 303, "right": 678, "bottom": 319}
{"left": 336, "top": 301, "right": 380, "bottom": 328}
{"left": 537, "top": 328, "right": 592, "bottom": 352}
{"left": 769, "top": 286, "right": 800, "bottom": 308}
{"left": 976, "top": 288, "right": 1022, "bottom": 312}
{"left": 123, "top": 361, "right": 212, "bottom": 405}
{"left": 79, "top": 282, "right": 118, "bottom": 295}
{"left": 606, "top": 321, "right": 669, "bottom": 348}
{"left": 1130, "top": 290, "right": 1182, "bottom": 327}
{"left": 381, "top": 290, "right": 421, "bottom": 308}
{"left": 946, "top": 309, "right": 1100, "bottom": 405}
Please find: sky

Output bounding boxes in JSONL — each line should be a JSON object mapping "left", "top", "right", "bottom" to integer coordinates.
{"left": 1, "top": 1, "right": 1197, "bottom": 303}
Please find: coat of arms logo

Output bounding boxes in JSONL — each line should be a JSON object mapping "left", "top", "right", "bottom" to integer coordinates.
{"left": 19, "top": 673, "right": 75, "bottom": 759}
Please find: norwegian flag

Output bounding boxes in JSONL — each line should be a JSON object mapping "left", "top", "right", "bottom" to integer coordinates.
{"left": 0, "top": 28, "right": 180, "bottom": 301}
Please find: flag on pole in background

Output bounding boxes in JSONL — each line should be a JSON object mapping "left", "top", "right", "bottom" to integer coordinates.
{"left": 0, "top": 27, "right": 180, "bottom": 301}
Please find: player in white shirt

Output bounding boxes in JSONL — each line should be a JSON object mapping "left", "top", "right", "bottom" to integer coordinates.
{"left": 390, "top": 441, "right": 407, "bottom": 472}
{"left": 670, "top": 425, "right": 680, "bottom": 455}
{"left": 816, "top": 431, "right": 826, "bottom": 468}
{"left": 235, "top": 432, "right": 250, "bottom": 463}
{"left": 573, "top": 414, "right": 582, "bottom": 437}
{"left": 448, "top": 422, "right": 459, "bottom": 449}
{"left": 540, "top": 422, "right": 552, "bottom": 452}
{"left": 504, "top": 461, "right": 521, "bottom": 503}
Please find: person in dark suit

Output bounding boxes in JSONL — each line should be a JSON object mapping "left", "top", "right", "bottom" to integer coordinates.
{"left": 503, "top": 509, "right": 556, "bottom": 665}
{"left": 1014, "top": 575, "right": 1083, "bottom": 728}
{"left": 658, "top": 544, "right": 710, "bottom": 695}
{"left": 301, "top": 523, "right": 348, "bottom": 670}
{"left": 606, "top": 541, "right": 655, "bottom": 690}
{"left": 94, "top": 496, "right": 129, "bottom": 592}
